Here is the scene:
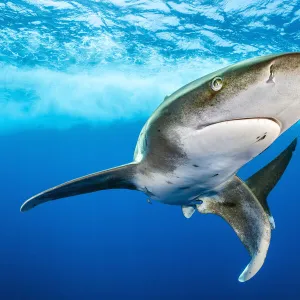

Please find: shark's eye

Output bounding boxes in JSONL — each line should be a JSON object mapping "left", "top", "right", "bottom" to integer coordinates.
{"left": 211, "top": 77, "right": 223, "bottom": 91}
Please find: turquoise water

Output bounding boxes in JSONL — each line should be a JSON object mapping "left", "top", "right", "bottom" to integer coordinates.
{"left": 1, "top": 1, "right": 300, "bottom": 299}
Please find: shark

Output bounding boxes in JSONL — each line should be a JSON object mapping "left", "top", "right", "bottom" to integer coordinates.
{"left": 21, "top": 52, "right": 300, "bottom": 282}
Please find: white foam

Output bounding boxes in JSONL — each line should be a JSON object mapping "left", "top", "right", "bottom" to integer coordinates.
{"left": 0, "top": 59, "right": 228, "bottom": 131}
{"left": 137, "top": 0, "right": 170, "bottom": 13}
{"left": 168, "top": 2, "right": 197, "bottom": 14}
{"left": 24, "top": 0, "right": 73, "bottom": 10}
{"left": 200, "top": 30, "right": 234, "bottom": 47}
{"left": 121, "top": 13, "right": 179, "bottom": 31}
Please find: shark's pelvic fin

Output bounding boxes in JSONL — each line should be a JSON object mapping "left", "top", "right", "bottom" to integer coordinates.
{"left": 182, "top": 205, "right": 196, "bottom": 218}
{"left": 197, "top": 176, "right": 271, "bottom": 282}
{"left": 246, "top": 138, "right": 297, "bottom": 229}
{"left": 20, "top": 163, "right": 138, "bottom": 212}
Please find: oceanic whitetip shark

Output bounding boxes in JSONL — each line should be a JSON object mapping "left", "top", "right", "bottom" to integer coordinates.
{"left": 21, "top": 52, "right": 300, "bottom": 282}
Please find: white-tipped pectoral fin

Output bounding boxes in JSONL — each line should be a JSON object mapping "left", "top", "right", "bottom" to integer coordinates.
{"left": 197, "top": 176, "right": 271, "bottom": 282}
{"left": 238, "top": 237, "right": 269, "bottom": 282}
{"left": 239, "top": 213, "right": 274, "bottom": 282}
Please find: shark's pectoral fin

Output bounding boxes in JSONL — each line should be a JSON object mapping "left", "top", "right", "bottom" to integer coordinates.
{"left": 182, "top": 205, "right": 196, "bottom": 218}
{"left": 197, "top": 176, "right": 271, "bottom": 282}
{"left": 246, "top": 138, "right": 297, "bottom": 229}
{"left": 20, "top": 163, "right": 138, "bottom": 212}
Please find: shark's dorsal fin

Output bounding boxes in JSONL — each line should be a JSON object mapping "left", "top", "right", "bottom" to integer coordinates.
{"left": 197, "top": 176, "right": 271, "bottom": 282}
{"left": 246, "top": 138, "right": 297, "bottom": 229}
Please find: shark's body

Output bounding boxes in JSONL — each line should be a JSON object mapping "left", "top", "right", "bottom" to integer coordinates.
{"left": 21, "top": 53, "right": 300, "bottom": 282}
{"left": 133, "top": 53, "right": 300, "bottom": 205}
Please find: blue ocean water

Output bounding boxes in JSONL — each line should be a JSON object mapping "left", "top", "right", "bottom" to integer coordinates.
{"left": 1, "top": 0, "right": 300, "bottom": 299}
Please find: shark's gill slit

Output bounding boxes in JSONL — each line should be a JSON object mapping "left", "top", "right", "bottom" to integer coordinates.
{"left": 270, "top": 64, "right": 274, "bottom": 77}
{"left": 267, "top": 64, "right": 275, "bottom": 83}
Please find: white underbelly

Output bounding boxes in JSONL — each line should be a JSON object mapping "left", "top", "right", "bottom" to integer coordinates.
{"left": 135, "top": 118, "right": 281, "bottom": 205}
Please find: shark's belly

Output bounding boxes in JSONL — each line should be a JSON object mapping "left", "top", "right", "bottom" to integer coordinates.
{"left": 136, "top": 118, "right": 281, "bottom": 205}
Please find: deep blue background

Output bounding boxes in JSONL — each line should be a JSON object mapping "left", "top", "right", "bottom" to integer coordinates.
{"left": 1, "top": 0, "right": 300, "bottom": 298}
{"left": 0, "top": 120, "right": 299, "bottom": 299}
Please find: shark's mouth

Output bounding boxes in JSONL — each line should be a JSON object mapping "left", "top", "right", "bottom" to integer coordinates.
{"left": 197, "top": 116, "right": 282, "bottom": 132}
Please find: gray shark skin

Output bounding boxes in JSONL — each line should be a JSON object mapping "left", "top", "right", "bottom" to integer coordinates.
{"left": 21, "top": 53, "right": 300, "bottom": 282}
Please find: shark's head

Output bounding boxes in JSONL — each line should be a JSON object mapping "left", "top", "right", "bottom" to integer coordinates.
{"left": 164, "top": 52, "right": 300, "bottom": 133}
{"left": 207, "top": 52, "right": 300, "bottom": 131}
{"left": 219, "top": 52, "right": 300, "bottom": 96}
